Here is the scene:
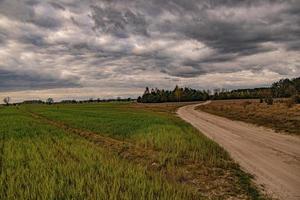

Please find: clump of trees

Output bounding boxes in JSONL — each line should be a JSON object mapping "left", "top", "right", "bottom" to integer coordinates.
{"left": 61, "top": 98, "right": 133, "bottom": 104}
{"left": 271, "top": 77, "right": 300, "bottom": 98}
{"left": 137, "top": 86, "right": 209, "bottom": 103}
{"left": 138, "top": 77, "right": 300, "bottom": 103}
{"left": 46, "top": 98, "right": 54, "bottom": 105}
{"left": 211, "top": 88, "right": 271, "bottom": 100}
{"left": 18, "top": 97, "right": 133, "bottom": 105}
{"left": 22, "top": 100, "right": 44, "bottom": 104}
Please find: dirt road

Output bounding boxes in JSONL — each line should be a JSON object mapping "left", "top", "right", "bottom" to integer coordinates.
{"left": 177, "top": 102, "right": 300, "bottom": 200}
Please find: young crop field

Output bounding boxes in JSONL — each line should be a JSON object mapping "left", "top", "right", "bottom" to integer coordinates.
{"left": 0, "top": 103, "right": 264, "bottom": 199}
{"left": 198, "top": 99, "right": 300, "bottom": 135}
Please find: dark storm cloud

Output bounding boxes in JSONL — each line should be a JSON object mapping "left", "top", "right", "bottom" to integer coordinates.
{"left": 49, "top": 2, "right": 66, "bottom": 11}
{"left": 25, "top": 0, "right": 40, "bottom": 6}
{"left": 19, "top": 33, "right": 47, "bottom": 47}
{"left": 161, "top": 1, "right": 299, "bottom": 57}
{"left": 85, "top": 0, "right": 300, "bottom": 77}
{"left": 0, "top": 69, "right": 80, "bottom": 92}
{"left": 0, "top": 0, "right": 62, "bottom": 29}
{"left": 29, "top": 16, "right": 62, "bottom": 29}
{"left": 0, "top": 31, "right": 6, "bottom": 44}
{"left": 0, "top": 0, "right": 34, "bottom": 22}
{"left": 0, "top": 0, "right": 299, "bottom": 96}
{"left": 90, "top": 5, "right": 148, "bottom": 37}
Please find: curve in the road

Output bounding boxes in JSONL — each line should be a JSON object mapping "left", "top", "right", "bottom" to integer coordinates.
{"left": 177, "top": 102, "right": 300, "bottom": 200}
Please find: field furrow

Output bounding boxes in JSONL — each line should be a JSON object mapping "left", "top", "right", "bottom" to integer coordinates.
{"left": 24, "top": 109, "right": 161, "bottom": 165}
{"left": 23, "top": 109, "right": 211, "bottom": 193}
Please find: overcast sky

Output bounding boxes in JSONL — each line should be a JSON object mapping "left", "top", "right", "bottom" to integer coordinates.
{"left": 0, "top": 0, "right": 299, "bottom": 102}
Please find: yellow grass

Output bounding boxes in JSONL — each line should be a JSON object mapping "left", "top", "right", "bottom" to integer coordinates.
{"left": 199, "top": 99, "right": 300, "bottom": 135}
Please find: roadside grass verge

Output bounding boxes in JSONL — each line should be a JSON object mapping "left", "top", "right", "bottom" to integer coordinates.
{"left": 198, "top": 99, "right": 300, "bottom": 135}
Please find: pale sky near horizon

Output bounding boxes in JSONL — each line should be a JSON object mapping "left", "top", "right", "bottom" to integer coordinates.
{"left": 0, "top": 0, "right": 299, "bottom": 102}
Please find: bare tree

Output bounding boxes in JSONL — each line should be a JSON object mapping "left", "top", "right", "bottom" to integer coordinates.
{"left": 46, "top": 98, "right": 54, "bottom": 105}
{"left": 3, "top": 97, "right": 10, "bottom": 105}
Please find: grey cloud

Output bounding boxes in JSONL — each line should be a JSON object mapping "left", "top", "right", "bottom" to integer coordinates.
{"left": 161, "top": 67, "right": 207, "bottom": 78}
{"left": 0, "top": 0, "right": 62, "bottom": 29}
{"left": 0, "top": 0, "right": 299, "bottom": 95}
{"left": 29, "top": 16, "right": 62, "bottom": 29}
{"left": 286, "top": 41, "right": 300, "bottom": 51}
{"left": 49, "top": 2, "right": 65, "bottom": 10}
{"left": 88, "top": 0, "right": 299, "bottom": 77}
{"left": 20, "top": 33, "right": 47, "bottom": 46}
{"left": 0, "top": 31, "right": 6, "bottom": 45}
{"left": 0, "top": 0, "right": 35, "bottom": 22}
{"left": 0, "top": 69, "right": 81, "bottom": 92}
{"left": 151, "top": 1, "right": 299, "bottom": 54}
{"left": 179, "top": 14, "right": 275, "bottom": 56}
{"left": 90, "top": 5, "right": 148, "bottom": 37}
{"left": 25, "top": 0, "right": 40, "bottom": 6}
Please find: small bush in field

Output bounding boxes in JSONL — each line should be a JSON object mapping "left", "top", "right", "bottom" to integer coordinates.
{"left": 264, "top": 97, "right": 273, "bottom": 105}
{"left": 259, "top": 98, "right": 263, "bottom": 103}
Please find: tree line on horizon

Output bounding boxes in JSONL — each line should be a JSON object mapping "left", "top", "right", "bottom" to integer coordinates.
{"left": 1, "top": 97, "right": 134, "bottom": 106}
{"left": 137, "top": 77, "right": 300, "bottom": 103}
{"left": 2, "top": 77, "right": 299, "bottom": 105}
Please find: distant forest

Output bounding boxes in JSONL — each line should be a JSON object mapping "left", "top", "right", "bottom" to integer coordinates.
{"left": 137, "top": 77, "right": 300, "bottom": 103}
{"left": 2, "top": 77, "right": 299, "bottom": 105}
{"left": 19, "top": 97, "right": 133, "bottom": 105}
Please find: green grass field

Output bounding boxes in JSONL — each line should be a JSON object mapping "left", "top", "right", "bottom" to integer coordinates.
{"left": 0, "top": 103, "right": 264, "bottom": 199}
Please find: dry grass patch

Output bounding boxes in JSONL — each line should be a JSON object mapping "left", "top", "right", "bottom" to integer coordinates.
{"left": 198, "top": 99, "right": 300, "bottom": 135}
